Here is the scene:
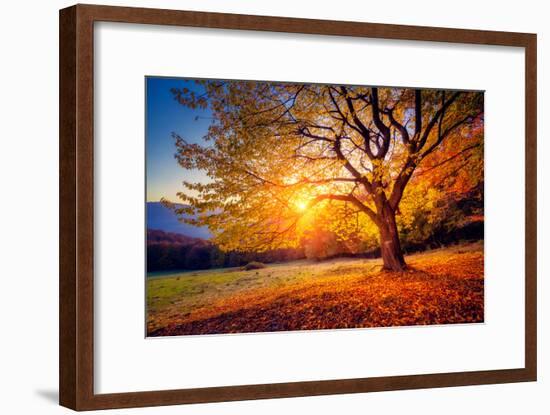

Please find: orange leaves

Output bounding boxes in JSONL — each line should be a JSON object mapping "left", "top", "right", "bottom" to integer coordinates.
{"left": 148, "top": 243, "right": 484, "bottom": 336}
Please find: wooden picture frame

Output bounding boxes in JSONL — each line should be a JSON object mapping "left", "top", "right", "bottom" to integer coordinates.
{"left": 59, "top": 4, "right": 537, "bottom": 410}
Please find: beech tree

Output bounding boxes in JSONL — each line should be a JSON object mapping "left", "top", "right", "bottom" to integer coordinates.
{"left": 166, "top": 81, "right": 483, "bottom": 271}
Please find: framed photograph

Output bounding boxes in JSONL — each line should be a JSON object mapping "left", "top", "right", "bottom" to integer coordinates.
{"left": 59, "top": 4, "right": 537, "bottom": 410}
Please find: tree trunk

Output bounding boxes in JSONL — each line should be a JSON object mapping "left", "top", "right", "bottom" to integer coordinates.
{"left": 377, "top": 205, "right": 406, "bottom": 271}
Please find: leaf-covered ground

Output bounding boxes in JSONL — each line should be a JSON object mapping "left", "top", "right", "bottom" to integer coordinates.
{"left": 147, "top": 242, "right": 483, "bottom": 336}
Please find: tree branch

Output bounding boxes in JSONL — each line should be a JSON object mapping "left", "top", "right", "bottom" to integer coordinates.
{"left": 327, "top": 87, "right": 376, "bottom": 159}
{"left": 340, "top": 86, "right": 378, "bottom": 159}
{"left": 414, "top": 89, "right": 422, "bottom": 141}
{"left": 312, "top": 193, "right": 379, "bottom": 225}
{"left": 421, "top": 112, "right": 478, "bottom": 159}
{"left": 333, "top": 137, "right": 375, "bottom": 194}
{"left": 386, "top": 108, "right": 410, "bottom": 145}
{"left": 416, "top": 142, "right": 480, "bottom": 176}
{"left": 370, "top": 88, "right": 391, "bottom": 158}
{"left": 388, "top": 157, "right": 417, "bottom": 210}
{"left": 416, "top": 91, "right": 461, "bottom": 151}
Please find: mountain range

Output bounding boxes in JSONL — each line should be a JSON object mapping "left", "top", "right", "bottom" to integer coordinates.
{"left": 146, "top": 201, "right": 211, "bottom": 239}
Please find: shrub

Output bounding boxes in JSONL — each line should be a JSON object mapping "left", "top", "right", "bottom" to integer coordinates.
{"left": 243, "top": 261, "right": 266, "bottom": 271}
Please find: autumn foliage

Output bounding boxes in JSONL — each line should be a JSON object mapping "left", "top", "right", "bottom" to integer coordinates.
{"left": 166, "top": 81, "right": 483, "bottom": 271}
{"left": 148, "top": 243, "right": 483, "bottom": 336}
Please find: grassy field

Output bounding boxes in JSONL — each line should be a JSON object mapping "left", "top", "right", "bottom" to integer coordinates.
{"left": 147, "top": 242, "right": 484, "bottom": 336}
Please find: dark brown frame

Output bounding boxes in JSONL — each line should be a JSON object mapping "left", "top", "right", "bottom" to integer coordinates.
{"left": 59, "top": 3, "right": 537, "bottom": 411}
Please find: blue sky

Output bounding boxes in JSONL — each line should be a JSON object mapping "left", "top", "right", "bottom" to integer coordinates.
{"left": 146, "top": 77, "right": 212, "bottom": 203}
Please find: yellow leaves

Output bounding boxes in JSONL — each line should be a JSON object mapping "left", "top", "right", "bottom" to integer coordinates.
{"left": 169, "top": 80, "right": 484, "bottom": 255}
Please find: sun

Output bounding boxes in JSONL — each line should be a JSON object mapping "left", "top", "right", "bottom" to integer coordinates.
{"left": 295, "top": 200, "right": 308, "bottom": 212}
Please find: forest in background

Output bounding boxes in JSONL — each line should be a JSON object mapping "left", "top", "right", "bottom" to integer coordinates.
{"left": 147, "top": 182, "right": 482, "bottom": 272}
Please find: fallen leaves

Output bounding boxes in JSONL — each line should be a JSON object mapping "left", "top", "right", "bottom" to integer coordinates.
{"left": 148, "top": 243, "right": 484, "bottom": 336}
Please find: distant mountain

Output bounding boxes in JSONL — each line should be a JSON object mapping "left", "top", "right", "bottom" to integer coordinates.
{"left": 147, "top": 228, "right": 206, "bottom": 245}
{"left": 146, "top": 202, "right": 211, "bottom": 239}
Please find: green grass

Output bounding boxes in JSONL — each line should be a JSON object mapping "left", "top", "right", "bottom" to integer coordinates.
{"left": 147, "top": 257, "right": 373, "bottom": 316}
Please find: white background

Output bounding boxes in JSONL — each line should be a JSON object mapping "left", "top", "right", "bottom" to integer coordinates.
{"left": 95, "top": 22, "right": 525, "bottom": 393}
{"left": 0, "top": 0, "right": 547, "bottom": 414}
